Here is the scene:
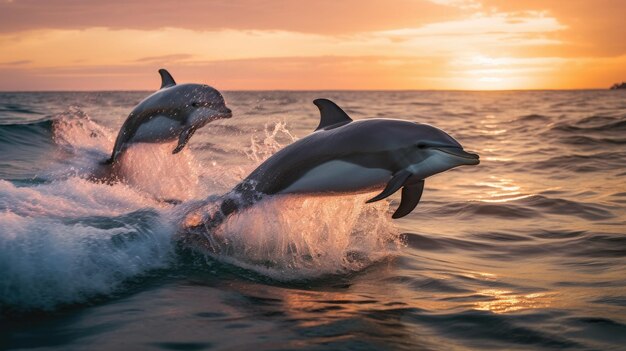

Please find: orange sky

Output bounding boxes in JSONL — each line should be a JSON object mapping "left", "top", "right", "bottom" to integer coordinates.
{"left": 0, "top": 0, "right": 624, "bottom": 91}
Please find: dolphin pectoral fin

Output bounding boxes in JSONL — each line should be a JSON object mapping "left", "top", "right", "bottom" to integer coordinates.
{"left": 392, "top": 179, "right": 425, "bottom": 219}
{"left": 172, "top": 127, "right": 196, "bottom": 154}
{"left": 366, "top": 170, "right": 412, "bottom": 203}
{"left": 158, "top": 69, "right": 176, "bottom": 89}
{"left": 313, "top": 99, "right": 353, "bottom": 131}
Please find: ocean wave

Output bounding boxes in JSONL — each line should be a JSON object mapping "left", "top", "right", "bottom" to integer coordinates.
{"left": 420, "top": 194, "right": 614, "bottom": 221}
{"left": 533, "top": 152, "right": 626, "bottom": 173}
{"left": 402, "top": 228, "right": 626, "bottom": 262}
{"left": 0, "top": 119, "right": 57, "bottom": 179}
{"left": 564, "top": 316, "right": 626, "bottom": 345}
{"left": 381, "top": 275, "right": 473, "bottom": 293}
{"left": 592, "top": 296, "right": 626, "bottom": 307}
{"left": 0, "top": 210, "right": 174, "bottom": 311}
{"left": 558, "top": 135, "right": 626, "bottom": 146}
{"left": 0, "top": 178, "right": 174, "bottom": 311}
{"left": 549, "top": 116, "right": 626, "bottom": 133}
{"left": 0, "top": 119, "right": 54, "bottom": 144}
{"left": 0, "top": 102, "right": 45, "bottom": 123}
{"left": 566, "top": 233, "right": 626, "bottom": 258}
{"left": 520, "top": 195, "right": 615, "bottom": 220}
{"left": 409, "top": 101, "right": 441, "bottom": 107}
{"left": 514, "top": 114, "right": 551, "bottom": 122}
{"left": 577, "top": 115, "right": 623, "bottom": 125}
{"left": 364, "top": 308, "right": 580, "bottom": 349}
{"left": 401, "top": 232, "right": 496, "bottom": 252}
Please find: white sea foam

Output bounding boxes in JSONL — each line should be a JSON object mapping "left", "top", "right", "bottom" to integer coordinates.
{"left": 0, "top": 179, "right": 175, "bottom": 310}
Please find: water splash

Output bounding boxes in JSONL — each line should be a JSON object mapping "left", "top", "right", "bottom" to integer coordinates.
{"left": 182, "top": 193, "right": 400, "bottom": 281}
{"left": 52, "top": 106, "right": 114, "bottom": 153}
{"left": 116, "top": 142, "right": 206, "bottom": 202}
{"left": 50, "top": 107, "right": 208, "bottom": 201}
{"left": 243, "top": 121, "right": 297, "bottom": 163}
{"left": 172, "top": 121, "right": 401, "bottom": 280}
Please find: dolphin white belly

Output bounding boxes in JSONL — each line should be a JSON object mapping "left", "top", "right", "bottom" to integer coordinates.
{"left": 281, "top": 160, "right": 391, "bottom": 194}
{"left": 132, "top": 116, "right": 183, "bottom": 143}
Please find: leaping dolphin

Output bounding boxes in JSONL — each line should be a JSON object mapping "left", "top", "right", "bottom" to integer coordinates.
{"left": 104, "top": 69, "right": 232, "bottom": 164}
{"left": 184, "top": 98, "right": 479, "bottom": 232}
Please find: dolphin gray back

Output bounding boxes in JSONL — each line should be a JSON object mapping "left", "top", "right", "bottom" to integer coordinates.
{"left": 237, "top": 118, "right": 433, "bottom": 194}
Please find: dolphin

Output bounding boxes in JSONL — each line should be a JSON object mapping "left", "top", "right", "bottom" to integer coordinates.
{"left": 104, "top": 69, "right": 232, "bottom": 164}
{"left": 184, "top": 98, "right": 479, "bottom": 232}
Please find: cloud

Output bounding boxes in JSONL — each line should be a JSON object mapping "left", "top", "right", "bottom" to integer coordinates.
{"left": 0, "top": 59, "right": 31, "bottom": 65}
{"left": 0, "top": 0, "right": 461, "bottom": 34}
{"left": 478, "top": 0, "right": 626, "bottom": 56}
{"left": 0, "top": 55, "right": 451, "bottom": 91}
{"left": 134, "top": 54, "right": 194, "bottom": 63}
{"left": 3, "top": 53, "right": 625, "bottom": 91}
{"left": 427, "top": 0, "right": 482, "bottom": 10}
{"left": 0, "top": 10, "right": 567, "bottom": 69}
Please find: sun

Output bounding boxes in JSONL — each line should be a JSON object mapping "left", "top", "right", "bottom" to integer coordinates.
{"left": 453, "top": 55, "right": 538, "bottom": 90}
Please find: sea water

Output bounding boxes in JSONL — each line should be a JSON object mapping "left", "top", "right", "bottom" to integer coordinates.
{"left": 0, "top": 90, "right": 625, "bottom": 350}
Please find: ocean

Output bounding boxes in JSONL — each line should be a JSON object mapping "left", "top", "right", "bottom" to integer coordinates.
{"left": 0, "top": 90, "right": 625, "bottom": 350}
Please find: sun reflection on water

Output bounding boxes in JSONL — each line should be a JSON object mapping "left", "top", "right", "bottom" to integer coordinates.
{"left": 475, "top": 289, "right": 555, "bottom": 313}
{"left": 475, "top": 175, "right": 526, "bottom": 202}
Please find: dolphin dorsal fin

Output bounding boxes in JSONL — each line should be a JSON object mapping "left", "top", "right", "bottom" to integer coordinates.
{"left": 158, "top": 69, "right": 176, "bottom": 89}
{"left": 313, "top": 98, "right": 352, "bottom": 131}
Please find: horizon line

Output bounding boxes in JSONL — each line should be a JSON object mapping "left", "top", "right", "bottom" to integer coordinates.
{"left": 0, "top": 88, "right": 615, "bottom": 93}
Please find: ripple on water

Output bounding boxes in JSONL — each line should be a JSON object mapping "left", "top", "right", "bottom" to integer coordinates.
{"left": 549, "top": 116, "right": 626, "bottom": 133}
{"left": 365, "top": 308, "right": 580, "bottom": 349}
{"left": 533, "top": 152, "right": 626, "bottom": 173}
{"left": 514, "top": 114, "right": 552, "bottom": 123}
{"left": 421, "top": 195, "right": 614, "bottom": 221}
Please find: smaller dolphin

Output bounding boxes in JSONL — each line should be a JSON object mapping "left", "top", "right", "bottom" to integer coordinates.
{"left": 104, "top": 69, "right": 232, "bottom": 164}
{"left": 184, "top": 99, "right": 479, "bottom": 233}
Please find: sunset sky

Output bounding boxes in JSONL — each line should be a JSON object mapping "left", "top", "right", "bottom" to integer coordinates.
{"left": 1, "top": 0, "right": 625, "bottom": 91}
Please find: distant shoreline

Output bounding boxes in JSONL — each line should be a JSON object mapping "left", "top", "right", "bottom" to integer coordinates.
{"left": 610, "top": 82, "right": 626, "bottom": 90}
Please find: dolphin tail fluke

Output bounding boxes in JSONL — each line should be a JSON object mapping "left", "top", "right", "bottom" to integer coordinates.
{"left": 392, "top": 179, "right": 425, "bottom": 219}
{"left": 366, "top": 170, "right": 412, "bottom": 203}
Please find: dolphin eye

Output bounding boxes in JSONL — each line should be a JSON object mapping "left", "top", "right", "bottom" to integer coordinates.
{"left": 417, "top": 143, "right": 427, "bottom": 149}
{"left": 191, "top": 102, "right": 199, "bottom": 108}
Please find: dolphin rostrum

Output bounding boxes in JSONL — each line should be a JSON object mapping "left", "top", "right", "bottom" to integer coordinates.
{"left": 104, "top": 69, "right": 232, "bottom": 164}
{"left": 185, "top": 98, "right": 479, "bottom": 232}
